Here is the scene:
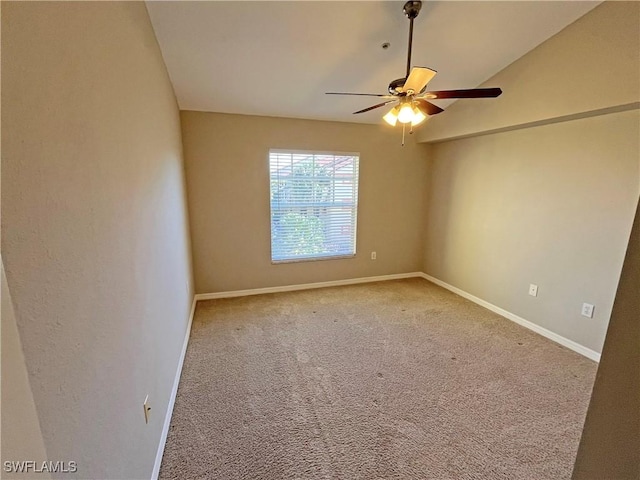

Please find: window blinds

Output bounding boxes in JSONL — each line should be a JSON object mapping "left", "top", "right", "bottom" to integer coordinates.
{"left": 269, "top": 150, "right": 359, "bottom": 263}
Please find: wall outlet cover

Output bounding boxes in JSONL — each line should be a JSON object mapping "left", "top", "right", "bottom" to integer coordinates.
{"left": 581, "top": 303, "right": 595, "bottom": 318}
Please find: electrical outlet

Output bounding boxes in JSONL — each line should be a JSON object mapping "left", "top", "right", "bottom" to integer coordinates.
{"left": 528, "top": 284, "right": 538, "bottom": 297}
{"left": 143, "top": 395, "right": 151, "bottom": 424}
{"left": 371, "top": 251, "right": 377, "bottom": 260}
{"left": 581, "top": 303, "right": 595, "bottom": 318}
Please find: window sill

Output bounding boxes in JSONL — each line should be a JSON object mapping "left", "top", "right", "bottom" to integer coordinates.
{"left": 271, "top": 254, "right": 356, "bottom": 265}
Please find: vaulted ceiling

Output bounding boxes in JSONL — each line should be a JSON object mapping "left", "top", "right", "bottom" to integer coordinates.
{"left": 146, "top": 1, "right": 601, "bottom": 124}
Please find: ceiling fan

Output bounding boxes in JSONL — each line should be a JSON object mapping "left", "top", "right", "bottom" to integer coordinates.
{"left": 326, "top": 0, "right": 502, "bottom": 137}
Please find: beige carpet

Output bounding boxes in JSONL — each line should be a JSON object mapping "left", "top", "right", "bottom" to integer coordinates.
{"left": 159, "top": 278, "right": 596, "bottom": 479}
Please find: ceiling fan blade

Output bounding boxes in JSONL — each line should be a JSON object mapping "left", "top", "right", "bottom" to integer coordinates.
{"left": 415, "top": 99, "right": 444, "bottom": 116}
{"left": 422, "top": 88, "right": 503, "bottom": 99}
{"left": 326, "top": 92, "right": 395, "bottom": 98}
{"left": 401, "top": 67, "right": 437, "bottom": 94}
{"left": 353, "top": 100, "right": 397, "bottom": 115}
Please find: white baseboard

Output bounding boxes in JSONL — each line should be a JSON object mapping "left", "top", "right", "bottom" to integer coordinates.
{"left": 194, "top": 272, "right": 424, "bottom": 301}
{"left": 151, "top": 296, "right": 197, "bottom": 480}
{"left": 419, "top": 273, "right": 601, "bottom": 362}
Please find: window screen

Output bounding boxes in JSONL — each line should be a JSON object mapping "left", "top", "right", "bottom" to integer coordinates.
{"left": 269, "top": 150, "right": 359, "bottom": 263}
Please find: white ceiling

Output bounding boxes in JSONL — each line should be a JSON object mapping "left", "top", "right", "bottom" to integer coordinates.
{"left": 146, "top": 1, "right": 601, "bottom": 124}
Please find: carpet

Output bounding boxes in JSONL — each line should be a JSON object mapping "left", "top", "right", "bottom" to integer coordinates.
{"left": 159, "top": 278, "right": 596, "bottom": 479}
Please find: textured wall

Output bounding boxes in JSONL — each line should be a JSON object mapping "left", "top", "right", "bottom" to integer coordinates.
{"left": 417, "top": 1, "right": 640, "bottom": 143}
{"left": 1, "top": 2, "right": 193, "bottom": 479}
{"left": 1, "top": 260, "right": 51, "bottom": 480}
{"left": 572, "top": 200, "right": 640, "bottom": 479}
{"left": 181, "top": 111, "right": 429, "bottom": 293}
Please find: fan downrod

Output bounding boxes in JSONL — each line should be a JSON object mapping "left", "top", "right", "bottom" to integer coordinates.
{"left": 388, "top": 1, "right": 423, "bottom": 95}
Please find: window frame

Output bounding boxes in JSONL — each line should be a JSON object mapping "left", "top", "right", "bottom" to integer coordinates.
{"left": 268, "top": 148, "right": 360, "bottom": 264}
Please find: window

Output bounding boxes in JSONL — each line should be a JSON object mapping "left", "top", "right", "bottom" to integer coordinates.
{"left": 269, "top": 150, "right": 359, "bottom": 263}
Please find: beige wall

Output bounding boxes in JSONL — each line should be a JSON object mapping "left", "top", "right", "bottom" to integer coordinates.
{"left": 181, "top": 111, "right": 429, "bottom": 293}
{"left": 423, "top": 110, "right": 638, "bottom": 353}
{"left": 572, "top": 200, "right": 640, "bottom": 479}
{"left": 421, "top": 1, "right": 640, "bottom": 354}
{"left": 1, "top": 3, "right": 193, "bottom": 479}
{"left": 418, "top": 1, "right": 640, "bottom": 143}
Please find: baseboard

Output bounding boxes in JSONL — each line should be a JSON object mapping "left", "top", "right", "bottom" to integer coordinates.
{"left": 195, "top": 274, "right": 601, "bottom": 362}
{"left": 419, "top": 273, "right": 601, "bottom": 362}
{"left": 151, "top": 295, "right": 197, "bottom": 480}
{"left": 194, "top": 272, "right": 424, "bottom": 301}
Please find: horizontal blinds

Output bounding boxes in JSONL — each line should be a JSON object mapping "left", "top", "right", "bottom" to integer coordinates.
{"left": 270, "top": 150, "right": 359, "bottom": 262}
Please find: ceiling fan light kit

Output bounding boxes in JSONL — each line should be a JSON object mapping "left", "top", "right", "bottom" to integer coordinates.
{"left": 326, "top": 0, "right": 502, "bottom": 144}
{"left": 383, "top": 100, "right": 427, "bottom": 127}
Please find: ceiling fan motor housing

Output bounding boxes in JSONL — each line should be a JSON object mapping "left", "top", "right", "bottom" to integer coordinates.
{"left": 388, "top": 78, "right": 408, "bottom": 95}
